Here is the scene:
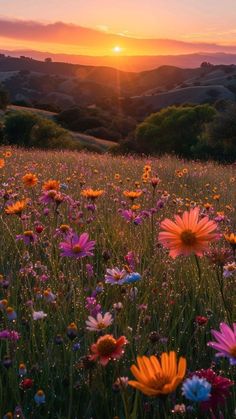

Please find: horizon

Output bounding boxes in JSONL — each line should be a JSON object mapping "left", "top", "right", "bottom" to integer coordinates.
{"left": 0, "top": 0, "right": 236, "bottom": 57}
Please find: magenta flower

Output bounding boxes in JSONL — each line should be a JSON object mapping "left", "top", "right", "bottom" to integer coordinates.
{"left": 59, "top": 232, "right": 95, "bottom": 259}
{"left": 16, "top": 230, "right": 37, "bottom": 245}
{"left": 120, "top": 210, "right": 143, "bottom": 225}
{"left": 0, "top": 329, "right": 20, "bottom": 341}
{"left": 191, "top": 369, "right": 233, "bottom": 412}
{"left": 208, "top": 322, "right": 236, "bottom": 365}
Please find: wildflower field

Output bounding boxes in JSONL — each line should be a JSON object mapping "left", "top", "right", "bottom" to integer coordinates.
{"left": 0, "top": 147, "right": 235, "bottom": 419}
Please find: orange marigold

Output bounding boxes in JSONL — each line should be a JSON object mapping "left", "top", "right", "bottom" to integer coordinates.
{"left": 0, "top": 159, "right": 5, "bottom": 169}
{"left": 123, "top": 190, "right": 142, "bottom": 200}
{"left": 129, "top": 352, "right": 186, "bottom": 396}
{"left": 158, "top": 207, "right": 218, "bottom": 258}
{"left": 81, "top": 189, "right": 104, "bottom": 200}
{"left": 22, "top": 173, "right": 38, "bottom": 187}
{"left": 5, "top": 200, "right": 28, "bottom": 216}
{"left": 43, "top": 180, "right": 60, "bottom": 191}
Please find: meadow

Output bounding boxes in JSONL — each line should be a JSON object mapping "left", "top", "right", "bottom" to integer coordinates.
{"left": 0, "top": 147, "right": 235, "bottom": 419}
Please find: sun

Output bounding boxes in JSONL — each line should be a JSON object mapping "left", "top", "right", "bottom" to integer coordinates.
{"left": 113, "top": 46, "right": 122, "bottom": 53}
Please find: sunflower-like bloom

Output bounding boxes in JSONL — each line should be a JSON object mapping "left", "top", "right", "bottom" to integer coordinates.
{"left": 123, "top": 190, "right": 142, "bottom": 200}
{"left": 22, "top": 173, "right": 38, "bottom": 187}
{"left": 5, "top": 200, "right": 28, "bottom": 216}
{"left": 158, "top": 207, "right": 218, "bottom": 258}
{"left": 81, "top": 188, "right": 104, "bottom": 200}
{"left": 42, "top": 179, "right": 60, "bottom": 191}
{"left": 128, "top": 352, "right": 186, "bottom": 396}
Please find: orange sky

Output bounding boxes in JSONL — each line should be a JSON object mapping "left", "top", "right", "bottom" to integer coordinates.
{"left": 1, "top": 0, "right": 236, "bottom": 55}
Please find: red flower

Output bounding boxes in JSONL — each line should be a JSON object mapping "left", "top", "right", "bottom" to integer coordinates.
{"left": 19, "top": 378, "right": 34, "bottom": 390}
{"left": 90, "top": 334, "right": 127, "bottom": 366}
{"left": 195, "top": 316, "right": 208, "bottom": 326}
{"left": 191, "top": 369, "right": 233, "bottom": 412}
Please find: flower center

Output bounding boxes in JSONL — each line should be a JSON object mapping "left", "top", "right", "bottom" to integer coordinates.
{"left": 229, "top": 345, "right": 236, "bottom": 358}
{"left": 180, "top": 229, "right": 197, "bottom": 246}
{"left": 152, "top": 373, "right": 169, "bottom": 390}
{"left": 73, "top": 244, "right": 82, "bottom": 254}
{"left": 114, "top": 273, "right": 122, "bottom": 281}
{"left": 97, "top": 336, "right": 117, "bottom": 356}
{"left": 24, "top": 230, "right": 33, "bottom": 237}
{"left": 97, "top": 321, "right": 106, "bottom": 330}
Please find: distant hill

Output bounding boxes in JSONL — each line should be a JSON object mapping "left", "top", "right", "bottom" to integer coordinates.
{"left": 2, "top": 49, "right": 236, "bottom": 71}
{"left": 1, "top": 55, "right": 236, "bottom": 115}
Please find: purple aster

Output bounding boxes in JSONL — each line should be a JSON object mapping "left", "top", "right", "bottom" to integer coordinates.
{"left": 105, "top": 268, "right": 128, "bottom": 285}
{"left": 59, "top": 232, "right": 95, "bottom": 259}
{"left": 0, "top": 329, "right": 20, "bottom": 341}
{"left": 208, "top": 322, "right": 236, "bottom": 365}
{"left": 16, "top": 230, "right": 37, "bottom": 245}
{"left": 121, "top": 210, "right": 143, "bottom": 225}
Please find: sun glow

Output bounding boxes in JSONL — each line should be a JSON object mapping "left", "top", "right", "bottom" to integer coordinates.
{"left": 113, "top": 45, "right": 122, "bottom": 53}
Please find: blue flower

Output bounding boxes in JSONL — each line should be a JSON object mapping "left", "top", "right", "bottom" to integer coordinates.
{"left": 34, "top": 390, "right": 46, "bottom": 405}
{"left": 182, "top": 375, "right": 211, "bottom": 402}
{"left": 123, "top": 272, "right": 141, "bottom": 284}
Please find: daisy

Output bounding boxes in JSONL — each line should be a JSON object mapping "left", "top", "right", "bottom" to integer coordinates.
{"left": 86, "top": 312, "right": 113, "bottom": 331}
{"left": 208, "top": 322, "right": 236, "bottom": 365}
{"left": 90, "top": 334, "right": 127, "bottom": 366}
{"left": 105, "top": 268, "right": 128, "bottom": 285}
{"left": 59, "top": 232, "right": 95, "bottom": 259}
{"left": 158, "top": 207, "right": 218, "bottom": 258}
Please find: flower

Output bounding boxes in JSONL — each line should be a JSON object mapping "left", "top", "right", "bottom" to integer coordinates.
{"left": 0, "top": 329, "right": 20, "bottom": 341}
{"left": 86, "top": 312, "right": 113, "bottom": 331}
{"left": 158, "top": 207, "right": 218, "bottom": 258}
{"left": 223, "top": 261, "right": 236, "bottom": 278}
{"left": 182, "top": 375, "right": 211, "bottom": 402}
{"left": 208, "top": 322, "right": 236, "bottom": 365}
{"left": 128, "top": 351, "right": 186, "bottom": 396}
{"left": 59, "top": 232, "right": 95, "bottom": 259}
{"left": 123, "top": 190, "right": 142, "bottom": 200}
{"left": 81, "top": 189, "right": 104, "bottom": 200}
{"left": 121, "top": 209, "right": 143, "bottom": 225}
{"left": 105, "top": 268, "right": 128, "bottom": 285}
{"left": 20, "top": 378, "right": 34, "bottom": 390}
{"left": 195, "top": 316, "right": 208, "bottom": 326}
{"left": 67, "top": 322, "right": 78, "bottom": 340}
{"left": 18, "top": 363, "right": 27, "bottom": 376}
{"left": 16, "top": 230, "right": 37, "bottom": 245}
{"left": 6, "top": 306, "right": 17, "bottom": 321}
{"left": 90, "top": 334, "right": 127, "bottom": 366}
{"left": 42, "top": 179, "right": 60, "bottom": 191}
{"left": 224, "top": 233, "right": 236, "bottom": 250}
{"left": 32, "top": 310, "right": 47, "bottom": 320}
{"left": 123, "top": 272, "right": 141, "bottom": 284}
{"left": 34, "top": 389, "right": 46, "bottom": 405}
{"left": 0, "top": 158, "right": 5, "bottom": 168}
{"left": 192, "top": 369, "right": 233, "bottom": 412}
{"left": 5, "top": 200, "right": 28, "bottom": 216}
{"left": 22, "top": 173, "right": 38, "bottom": 187}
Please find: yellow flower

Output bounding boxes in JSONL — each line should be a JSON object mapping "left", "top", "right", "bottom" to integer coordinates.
{"left": 128, "top": 352, "right": 186, "bottom": 396}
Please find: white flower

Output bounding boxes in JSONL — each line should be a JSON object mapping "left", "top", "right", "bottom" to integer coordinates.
{"left": 85, "top": 312, "right": 113, "bottom": 331}
{"left": 32, "top": 310, "right": 47, "bottom": 320}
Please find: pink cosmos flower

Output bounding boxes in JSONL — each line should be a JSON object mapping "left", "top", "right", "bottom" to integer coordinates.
{"left": 208, "top": 322, "right": 236, "bottom": 365}
{"left": 105, "top": 268, "right": 128, "bottom": 285}
{"left": 0, "top": 329, "right": 20, "bottom": 341}
{"left": 86, "top": 312, "right": 113, "bottom": 332}
{"left": 59, "top": 232, "right": 95, "bottom": 259}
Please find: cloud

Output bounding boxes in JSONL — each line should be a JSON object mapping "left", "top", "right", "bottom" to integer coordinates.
{"left": 0, "top": 18, "right": 236, "bottom": 54}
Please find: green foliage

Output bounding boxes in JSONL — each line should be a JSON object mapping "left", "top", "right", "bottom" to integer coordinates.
{"left": 135, "top": 104, "right": 216, "bottom": 157}
{"left": 4, "top": 111, "right": 39, "bottom": 146}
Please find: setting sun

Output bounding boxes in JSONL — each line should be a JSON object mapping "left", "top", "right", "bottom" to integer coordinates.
{"left": 113, "top": 45, "right": 122, "bottom": 53}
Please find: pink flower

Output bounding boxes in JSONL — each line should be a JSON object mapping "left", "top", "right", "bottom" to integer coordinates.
{"left": 59, "top": 232, "right": 95, "bottom": 259}
{"left": 0, "top": 329, "right": 20, "bottom": 341}
{"left": 208, "top": 322, "right": 236, "bottom": 365}
{"left": 86, "top": 312, "right": 113, "bottom": 332}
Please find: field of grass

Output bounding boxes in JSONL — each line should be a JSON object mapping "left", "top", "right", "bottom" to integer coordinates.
{"left": 0, "top": 147, "right": 235, "bottom": 418}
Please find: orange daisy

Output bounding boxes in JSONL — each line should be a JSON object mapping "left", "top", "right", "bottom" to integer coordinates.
{"left": 81, "top": 189, "right": 104, "bottom": 200}
{"left": 42, "top": 180, "right": 60, "bottom": 191}
{"left": 123, "top": 190, "right": 142, "bottom": 200}
{"left": 128, "top": 352, "right": 186, "bottom": 396}
{"left": 5, "top": 200, "right": 28, "bottom": 216}
{"left": 158, "top": 207, "right": 218, "bottom": 258}
{"left": 224, "top": 233, "right": 236, "bottom": 250}
{"left": 0, "top": 159, "right": 5, "bottom": 169}
{"left": 22, "top": 173, "right": 38, "bottom": 187}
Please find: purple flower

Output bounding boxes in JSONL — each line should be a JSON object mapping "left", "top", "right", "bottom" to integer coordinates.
{"left": 105, "top": 268, "right": 128, "bottom": 285}
{"left": 208, "top": 322, "right": 236, "bottom": 365}
{"left": 121, "top": 210, "right": 142, "bottom": 225}
{"left": 0, "top": 329, "right": 20, "bottom": 341}
{"left": 16, "top": 230, "right": 37, "bottom": 245}
{"left": 59, "top": 232, "right": 95, "bottom": 259}
{"left": 85, "top": 297, "right": 101, "bottom": 317}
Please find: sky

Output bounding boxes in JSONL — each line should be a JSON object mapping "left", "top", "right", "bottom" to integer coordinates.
{"left": 0, "top": 0, "right": 236, "bottom": 55}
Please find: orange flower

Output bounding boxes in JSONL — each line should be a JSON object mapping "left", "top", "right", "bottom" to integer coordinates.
{"left": 123, "top": 190, "right": 142, "bottom": 200}
{"left": 224, "top": 233, "right": 236, "bottom": 250}
{"left": 43, "top": 180, "right": 60, "bottom": 191}
{"left": 0, "top": 159, "right": 5, "bottom": 169}
{"left": 128, "top": 352, "right": 186, "bottom": 396}
{"left": 22, "top": 173, "right": 38, "bottom": 187}
{"left": 90, "top": 334, "right": 127, "bottom": 366}
{"left": 5, "top": 200, "right": 28, "bottom": 216}
{"left": 158, "top": 207, "right": 218, "bottom": 258}
{"left": 3, "top": 151, "right": 12, "bottom": 158}
{"left": 81, "top": 189, "right": 104, "bottom": 200}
